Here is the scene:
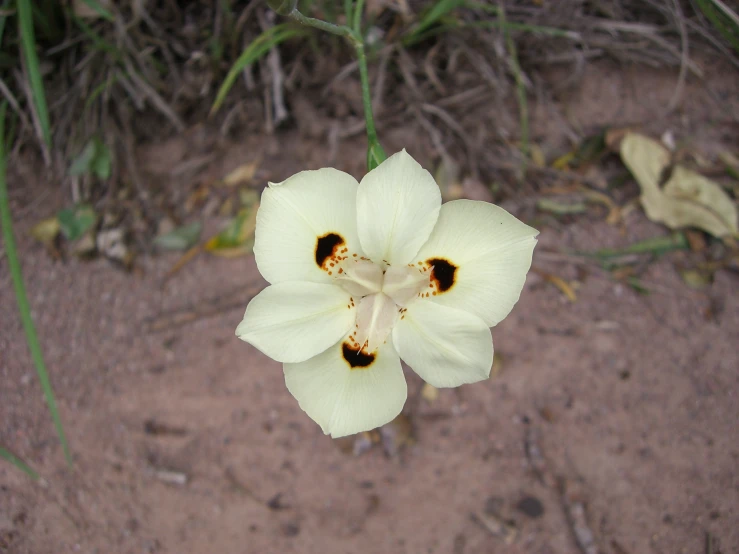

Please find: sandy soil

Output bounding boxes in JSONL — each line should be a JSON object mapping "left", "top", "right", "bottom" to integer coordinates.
{"left": 1, "top": 61, "right": 738, "bottom": 554}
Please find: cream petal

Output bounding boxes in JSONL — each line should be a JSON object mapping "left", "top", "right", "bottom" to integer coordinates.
{"left": 382, "top": 264, "right": 429, "bottom": 307}
{"left": 356, "top": 150, "right": 441, "bottom": 266}
{"left": 393, "top": 300, "right": 493, "bottom": 388}
{"left": 334, "top": 259, "right": 384, "bottom": 298}
{"left": 354, "top": 292, "right": 397, "bottom": 354}
{"left": 414, "top": 199, "right": 538, "bottom": 326}
{"left": 283, "top": 340, "right": 406, "bottom": 438}
{"left": 235, "top": 282, "right": 355, "bottom": 363}
{"left": 254, "top": 168, "right": 362, "bottom": 285}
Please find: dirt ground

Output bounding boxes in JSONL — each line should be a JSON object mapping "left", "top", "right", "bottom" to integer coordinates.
{"left": 1, "top": 60, "right": 738, "bottom": 554}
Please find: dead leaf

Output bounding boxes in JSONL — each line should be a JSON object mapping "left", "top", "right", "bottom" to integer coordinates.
{"left": 184, "top": 184, "right": 211, "bottom": 214}
{"left": 529, "top": 143, "right": 546, "bottom": 168}
{"left": 719, "top": 151, "right": 739, "bottom": 180}
{"left": 604, "top": 127, "right": 631, "bottom": 152}
{"left": 421, "top": 383, "right": 439, "bottom": 402}
{"left": 97, "top": 228, "right": 134, "bottom": 268}
{"left": 470, "top": 512, "right": 518, "bottom": 545}
{"left": 30, "top": 217, "right": 62, "bottom": 258}
{"left": 72, "top": 0, "right": 113, "bottom": 19}
{"left": 663, "top": 166, "right": 738, "bottom": 237}
{"left": 537, "top": 198, "right": 587, "bottom": 215}
{"left": 490, "top": 352, "right": 504, "bottom": 379}
{"left": 462, "top": 177, "right": 494, "bottom": 203}
{"left": 30, "top": 217, "right": 60, "bottom": 245}
{"left": 435, "top": 156, "right": 463, "bottom": 201}
{"left": 684, "top": 230, "right": 707, "bottom": 252}
{"left": 239, "top": 188, "right": 260, "bottom": 207}
{"left": 552, "top": 151, "right": 576, "bottom": 170}
{"left": 71, "top": 231, "right": 97, "bottom": 258}
{"left": 620, "top": 133, "right": 738, "bottom": 238}
{"left": 163, "top": 245, "right": 203, "bottom": 282}
{"left": 204, "top": 204, "right": 259, "bottom": 258}
{"left": 220, "top": 161, "right": 259, "bottom": 187}
{"left": 379, "top": 414, "right": 414, "bottom": 458}
{"left": 533, "top": 268, "right": 577, "bottom": 302}
{"left": 219, "top": 198, "right": 234, "bottom": 216}
{"left": 679, "top": 269, "right": 712, "bottom": 289}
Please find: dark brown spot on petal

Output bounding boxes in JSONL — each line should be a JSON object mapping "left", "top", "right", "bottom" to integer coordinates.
{"left": 315, "top": 233, "right": 345, "bottom": 268}
{"left": 427, "top": 257, "right": 457, "bottom": 292}
{"left": 342, "top": 342, "right": 376, "bottom": 369}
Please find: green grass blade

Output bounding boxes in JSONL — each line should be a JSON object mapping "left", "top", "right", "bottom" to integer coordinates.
{"left": 464, "top": 20, "right": 579, "bottom": 39}
{"left": 84, "top": 73, "right": 120, "bottom": 111}
{"left": 0, "top": 102, "right": 72, "bottom": 467}
{"left": 17, "top": 0, "right": 51, "bottom": 148}
{"left": 211, "top": 24, "right": 308, "bottom": 115}
{"left": 694, "top": 0, "right": 739, "bottom": 54}
{"left": 415, "top": 0, "right": 463, "bottom": 35}
{"left": 403, "top": 0, "right": 463, "bottom": 44}
{"left": 0, "top": 445, "right": 40, "bottom": 480}
{"left": 72, "top": 15, "right": 122, "bottom": 59}
{"left": 344, "top": 0, "right": 354, "bottom": 26}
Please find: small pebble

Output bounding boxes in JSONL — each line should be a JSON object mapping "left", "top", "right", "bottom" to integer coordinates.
{"left": 516, "top": 495, "right": 544, "bottom": 518}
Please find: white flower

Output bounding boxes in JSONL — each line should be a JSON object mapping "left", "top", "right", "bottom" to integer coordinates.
{"left": 236, "top": 150, "right": 538, "bottom": 438}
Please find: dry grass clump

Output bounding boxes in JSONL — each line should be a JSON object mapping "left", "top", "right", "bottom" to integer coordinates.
{"left": 0, "top": 0, "right": 735, "bottom": 190}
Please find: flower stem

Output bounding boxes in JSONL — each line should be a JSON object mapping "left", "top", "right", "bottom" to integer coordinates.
{"left": 354, "top": 43, "right": 379, "bottom": 148}
{"left": 352, "top": 0, "right": 366, "bottom": 35}
{"left": 287, "top": 5, "right": 385, "bottom": 170}
{"left": 288, "top": 8, "right": 355, "bottom": 41}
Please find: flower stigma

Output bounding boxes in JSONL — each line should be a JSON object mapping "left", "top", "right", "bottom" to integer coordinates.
{"left": 314, "top": 240, "right": 433, "bottom": 364}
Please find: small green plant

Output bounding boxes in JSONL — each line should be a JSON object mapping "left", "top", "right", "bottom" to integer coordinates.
{"left": 68, "top": 136, "right": 112, "bottom": 180}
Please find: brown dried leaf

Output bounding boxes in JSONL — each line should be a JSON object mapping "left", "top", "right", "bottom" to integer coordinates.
{"left": 620, "top": 133, "right": 738, "bottom": 238}
{"left": 220, "top": 161, "right": 259, "bottom": 187}
{"left": 421, "top": 383, "right": 439, "bottom": 402}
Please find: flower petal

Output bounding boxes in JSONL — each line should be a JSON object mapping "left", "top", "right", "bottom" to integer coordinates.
{"left": 284, "top": 340, "right": 406, "bottom": 438}
{"left": 354, "top": 293, "right": 397, "bottom": 354}
{"left": 393, "top": 300, "right": 493, "bottom": 388}
{"left": 236, "top": 282, "right": 355, "bottom": 363}
{"left": 383, "top": 264, "right": 429, "bottom": 306}
{"left": 414, "top": 199, "right": 538, "bottom": 326}
{"left": 357, "top": 149, "right": 441, "bottom": 266}
{"left": 254, "top": 168, "right": 362, "bottom": 284}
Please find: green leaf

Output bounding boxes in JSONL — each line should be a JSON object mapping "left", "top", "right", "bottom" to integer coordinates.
{"left": 153, "top": 222, "right": 202, "bottom": 251}
{"left": 69, "top": 137, "right": 111, "bottom": 179}
{"left": 0, "top": 102, "right": 72, "bottom": 467}
{"left": 584, "top": 232, "right": 689, "bottom": 259}
{"left": 57, "top": 204, "right": 97, "bottom": 241}
{"left": 537, "top": 198, "right": 587, "bottom": 215}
